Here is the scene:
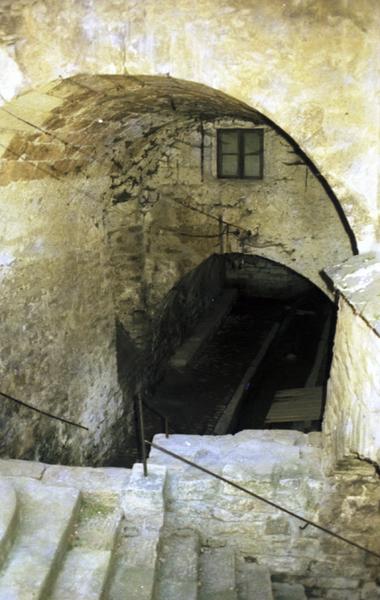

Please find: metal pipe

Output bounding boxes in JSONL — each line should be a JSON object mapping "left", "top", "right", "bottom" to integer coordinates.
{"left": 137, "top": 396, "right": 148, "bottom": 476}
{"left": 0, "top": 390, "right": 89, "bottom": 431}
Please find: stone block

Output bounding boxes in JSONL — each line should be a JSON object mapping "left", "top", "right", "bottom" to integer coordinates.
{"left": 0, "top": 479, "right": 81, "bottom": 599}
{"left": 199, "top": 546, "right": 237, "bottom": 600}
{"left": 326, "top": 591, "right": 360, "bottom": 600}
{"left": 265, "top": 516, "right": 291, "bottom": 536}
{"left": 0, "top": 160, "right": 44, "bottom": 185}
{"left": 167, "top": 472, "right": 220, "bottom": 502}
{"left": 0, "top": 478, "right": 17, "bottom": 566}
{"left": 237, "top": 560, "right": 273, "bottom": 600}
{"left": 109, "top": 535, "right": 158, "bottom": 600}
{"left": 360, "top": 582, "right": 380, "bottom": 599}
{"left": 155, "top": 530, "right": 199, "bottom": 600}
{"left": 272, "top": 582, "right": 307, "bottom": 599}
{"left": 50, "top": 548, "right": 112, "bottom": 600}
{"left": 122, "top": 463, "right": 166, "bottom": 529}
{"left": 43, "top": 464, "right": 131, "bottom": 495}
{"left": 0, "top": 458, "right": 46, "bottom": 479}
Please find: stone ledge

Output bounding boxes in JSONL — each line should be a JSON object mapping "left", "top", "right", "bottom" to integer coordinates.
{"left": 325, "top": 253, "right": 380, "bottom": 336}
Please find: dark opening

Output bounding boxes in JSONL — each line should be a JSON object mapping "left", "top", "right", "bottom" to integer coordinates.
{"left": 147, "top": 254, "right": 335, "bottom": 439}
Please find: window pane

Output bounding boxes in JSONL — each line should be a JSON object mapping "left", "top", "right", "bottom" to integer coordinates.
{"left": 220, "top": 130, "right": 238, "bottom": 153}
{"left": 221, "top": 154, "right": 239, "bottom": 176}
{"left": 244, "top": 154, "right": 261, "bottom": 177}
{"left": 244, "top": 130, "right": 261, "bottom": 153}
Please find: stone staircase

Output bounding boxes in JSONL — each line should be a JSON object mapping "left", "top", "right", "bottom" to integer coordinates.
{"left": 0, "top": 430, "right": 379, "bottom": 599}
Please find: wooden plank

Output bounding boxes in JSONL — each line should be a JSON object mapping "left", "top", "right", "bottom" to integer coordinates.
{"left": 266, "top": 412, "right": 322, "bottom": 423}
{"left": 266, "top": 399, "right": 322, "bottom": 423}
{"left": 213, "top": 321, "right": 281, "bottom": 435}
{"left": 274, "top": 387, "right": 323, "bottom": 403}
{"left": 306, "top": 312, "right": 333, "bottom": 387}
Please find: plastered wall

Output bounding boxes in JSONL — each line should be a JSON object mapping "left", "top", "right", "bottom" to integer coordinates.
{"left": 0, "top": 0, "right": 378, "bottom": 246}
{"left": 0, "top": 75, "right": 354, "bottom": 464}
{"left": 109, "top": 115, "right": 353, "bottom": 341}
{"left": 324, "top": 254, "right": 380, "bottom": 466}
{"left": 0, "top": 0, "right": 379, "bottom": 467}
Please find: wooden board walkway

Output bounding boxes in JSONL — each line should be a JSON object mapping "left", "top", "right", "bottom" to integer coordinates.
{"left": 265, "top": 386, "right": 323, "bottom": 424}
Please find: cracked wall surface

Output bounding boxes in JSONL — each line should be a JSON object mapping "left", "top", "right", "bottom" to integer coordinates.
{"left": 0, "top": 0, "right": 379, "bottom": 470}
{"left": 0, "top": 0, "right": 378, "bottom": 248}
{"left": 324, "top": 255, "right": 380, "bottom": 466}
{"left": 0, "top": 74, "right": 354, "bottom": 464}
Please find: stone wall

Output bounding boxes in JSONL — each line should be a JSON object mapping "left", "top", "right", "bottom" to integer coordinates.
{"left": 150, "top": 431, "right": 380, "bottom": 597}
{"left": 150, "top": 254, "right": 226, "bottom": 372}
{"left": 225, "top": 254, "right": 313, "bottom": 299}
{"left": 323, "top": 254, "right": 380, "bottom": 466}
{"left": 0, "top": 176, "right": 125, "bottom": 465}
{"left": 0, "top": 0, "right": 378, "bottom": 247}
{"left": 0, "top": 73, "right": 375, "bottom": 468}
{"left": 108, "top": 113, "right": 353, "bottom": 332}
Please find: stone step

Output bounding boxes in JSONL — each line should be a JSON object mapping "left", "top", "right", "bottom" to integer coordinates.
{"left": 49, "top": 548, "right": 112, "bottom": 600}
{"left": 69, "top": 494, "right": 123, "bottom": 551}
{"left": 154, "top": 530, "right": 200, "bottom": 600}
{"left": 199, "top": 547, "right": 238, "bottom": 600}
{"left": 272, "top": 582, "right": 307, "bottom": 600}
{"left": 0, "top": 478, "right": 18, "bottom": 567}
{"left": 236, "top": 558, "right": 273, "bottom": 600}
{"left": 0, "top": 479, "right": 80, "bottom": 600}
{"left": 48, "top": 494, "right": 122, "bottom": 599}
{"left": 42, "top": 464, "right": 132, "bottom": 497}
{"left": 109, "top": 534, "right": 158, "bottom": 600}
{"left": 109, "top": 463, "right": 167, "bottom": 600}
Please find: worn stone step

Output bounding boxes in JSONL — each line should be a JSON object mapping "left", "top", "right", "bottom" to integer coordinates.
{"left": 154, "top": 529, "right": 200, "bottom": 600}
{"left": 199, "top": 546, "right": 238, "bottom": 600}
{"left": 42, "top": 464, "right": 132, "bottom": 497}
{"left": 69, "top": 494, "right": 123, "bottom": 551}
{"left": 236, "top": 559, "right": 273, "bottom": 600}
{"left": 48, "top": 494, "right": 122, "bottom": 599}
{"left": 0, "top": 478, "right": 18, "bottom": 567}
{"left": 109, "top": 463, "right": 167, "bottom": 600}
{"left": 109, "top": 535, "right": 158, "bottom": 600}
{"left": 49, "top": 548, "right": 112, "bottom": 600}
{"left": 272, "top": 582, "right": 307, "bottom": 600}
{"left": 0, "top": 479, "right": 80, "bottom": 600}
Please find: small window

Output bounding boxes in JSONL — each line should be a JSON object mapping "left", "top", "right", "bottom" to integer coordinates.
{"left": 217, "top": 128, "right": 263, "bottom": 179}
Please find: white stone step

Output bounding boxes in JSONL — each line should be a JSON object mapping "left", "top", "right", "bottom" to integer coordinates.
{"left": 154, "top": 530, "right": 200, "bottom": 600}
{"left": 236, "top": 559, "right": 273, "bottom": 600}
{"left": 69, "top": 494, "right": 123, "bottom": 551}
{"left": 49, "top": 548, "right": 112, "bottom": 600}
{"left": 0, "top": 459, "right": 45, "bottom": 480}
{"left": 0, "top": 479, "right": 80, "bottom": 600}
{"left": 0, "top": 478, "right": 18, "bottom": 566}
{"left": 272, "top": 582, "right": 307, "bottom": 599}
{"left": 109, "top": 463, "right": 167, "bottom": 600}
{"left": 42, "top": 465, "right": 132, "bottom": 496}
{"left": 199, "top": 547, "right": 238, "bottom": 600}
{"left": 49, "top": 494, "right": 122, "bottom": 599}
{"left": 109, "top": 535, "right": 158, "bottom": 600}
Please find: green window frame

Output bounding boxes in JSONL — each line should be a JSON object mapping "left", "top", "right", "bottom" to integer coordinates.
{"left": 217, "top": 128, "right": 264, "bottom": 179}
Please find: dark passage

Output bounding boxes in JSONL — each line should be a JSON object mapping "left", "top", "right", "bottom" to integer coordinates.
{"left": 149, "top": 284, "right": 335, "bottom": 437}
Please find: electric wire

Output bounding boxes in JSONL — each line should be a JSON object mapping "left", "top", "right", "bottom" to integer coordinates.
{"left": 0, "top": 390, "right": 89, "bottom": 430}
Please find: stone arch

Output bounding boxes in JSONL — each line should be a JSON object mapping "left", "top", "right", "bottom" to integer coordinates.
{"left": 0, "top": 74, "right": 357, "bottom": 465}
{"left": 0, "top": 1, "right": 378, "bottom": 250}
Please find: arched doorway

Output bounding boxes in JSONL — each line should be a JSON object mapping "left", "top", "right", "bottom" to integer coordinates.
{"left": 0, "top": 74, "right": 354, "bottom": 465}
